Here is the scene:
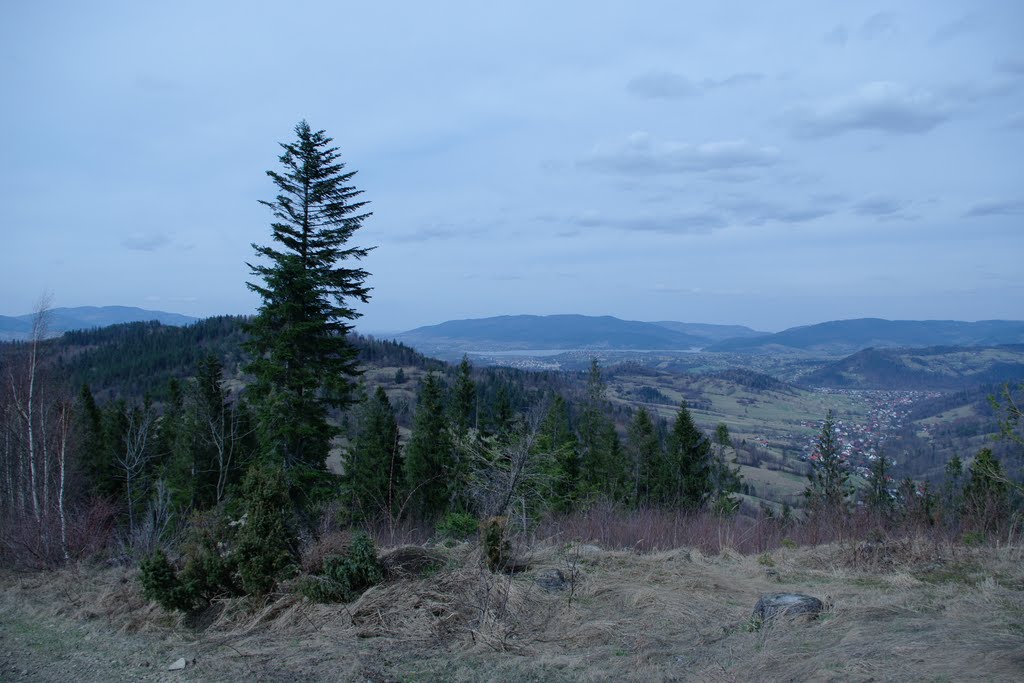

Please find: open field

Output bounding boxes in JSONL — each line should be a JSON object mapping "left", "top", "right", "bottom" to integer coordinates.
{"left": 3, "top": 539, "right": 1023, "bottom": 682}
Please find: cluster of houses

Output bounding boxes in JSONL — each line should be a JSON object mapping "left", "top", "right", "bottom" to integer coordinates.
{"left": 800, "top": 389, "right": 943, "bottom": 480}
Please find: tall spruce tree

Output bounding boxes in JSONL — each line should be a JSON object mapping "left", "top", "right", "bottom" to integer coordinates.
{"left": 627, "top": 407, "right": 661, "bottom": 507}
{"left": 963, "top": 448, "right": 1010, "bottom": 531}
{"left": 245, "top": 121, "right": 372, "bottom": 478}
{"left": 804, "top": 410, "right": 853, "bottom": 512}
{"left": 710, "top": 423, "right": 742, "bottom": 515}
{"left": 536, "top": 394, "right": 581, "bottom": 511}
{"left": 664, "top": 402, "right": 712, "bottom": 509}
{"left": 403, "top": 374, "right": 455, "bottom": 520}
{"left": 344, "top": 387, "right": 401, "bottom": 519}
{"left": 579, "top": 359, "right": 626, "bottom": 499}
{"left": 450, "top": 355, "right": 477, "bottom": 435}
{"left": 865, "top": 452, "right": 894, "bottom": 516}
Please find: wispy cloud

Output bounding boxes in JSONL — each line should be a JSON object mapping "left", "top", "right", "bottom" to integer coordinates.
{"left": 627, "top": 71, "right": 763, "bottom": 99}
{"left": 824, "top": 24, "right": 849, "bottom": 46}
{"left": 717, "top": 195, "right": 835, "bottom": 225}
{"left": 931, "top": 11, "right": 987, "bottom": 44}
{"left": 571, "top": 211, "right": 728, "bottom": 235}
{"left": 824, "top": 12, "right": 898, "bottom": 46}
{"left": 791, "top": 82, "right": 950, "bottom": 138}
{"left": 996, "top": 58, "right": 1024, "bottom": 77}
{"left": 582, "top": 132, "right": 780, "bottom": 175}
{"left": 627, "top": 72, "right": 698, "bottom": 99}
{"left": 860, "top": 12, "right": 898, "bottom": 41}
{"left": 1005, "top": 112, "right": 1024, "bottom": 130}
{"left": 121, "top": 231, "right": 171, "bottom": 251}
{"left": 963, "top": 198, "right": 1024, "bottom": 218}
{"left": 389, "top": 225, "right": 485, "bottom": 243}
{"left": 852, "top": 196, "right": 911, "bottom": 219}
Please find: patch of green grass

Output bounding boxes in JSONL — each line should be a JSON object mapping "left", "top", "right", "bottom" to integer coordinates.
{"left": 914, "top": 561, "right": 982, "bottom": 585}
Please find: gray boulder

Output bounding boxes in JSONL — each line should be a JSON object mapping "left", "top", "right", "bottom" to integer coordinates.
{"left": 535, "top": 568, "right": 569, "bottom": 592}
{"left": 752, "top": 593, "right": 823, "bottom": 622}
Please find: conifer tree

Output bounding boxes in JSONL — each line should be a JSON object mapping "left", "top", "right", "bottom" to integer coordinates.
{"left": 403, "top": 374, "right": 455, "bottom": 520}
{"left": 804, "top": 410, "right": 852, "bottom": 512}
{"left": 344, "top": 387, "right": 401, "bottom": 519}
{"left": 941, "top": 455, "right": 964, "bottom": 522}
{"left": 963, "top": 448, "right": 1009, "bottom": 531}
{"left": 579, "top": 359, "right": 625, "bottom": 498}
{"left": 710, "top": 423, "right": 742, "bottom": 514}
{"left": 627, "top": 407, "right": 661, "bottom": 506}
{"left": 76, "top": 384, "right": 113, "bottom": 500}
{"left": 865, "top": 452, "right": 894, "bottom": 516}
{"left": 664, "top": 402, "right": 712, "bottom": 509}
{"left": 450, "top": 355, "right": 477, "bottom": 435}
{"left": 245, "top": 120, "right": 372, "bottom": 480}
{"left": 535, "top": 394, "right": 581, "bottom": 512}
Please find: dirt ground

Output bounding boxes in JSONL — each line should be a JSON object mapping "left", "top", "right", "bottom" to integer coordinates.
{"left": 2, "top": 539, "right": 1024, "bottom": 682}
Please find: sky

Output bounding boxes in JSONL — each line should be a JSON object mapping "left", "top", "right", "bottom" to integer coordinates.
{"left": 2, "top": 1, "right": 1022, "bottom": 333}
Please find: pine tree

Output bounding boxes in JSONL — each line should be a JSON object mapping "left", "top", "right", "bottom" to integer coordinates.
{"left": 710, "top": 423, "right": 742, "bottom": 515}
{"left": 627, "top": 407, "right": 661, "bottom": 506}
{"left": 76, "top": 384, "right": 114, "bottom": 500}
{"left": 245, "top": 120, "right": 372, "bottom": 479}
{"left": 865, "top": 452, "right": 893, "bottom": 516}
{"left": 234, "top": 464, "right": 297, "bottom": 596}
{"left": 941, "top": 455, "right": 964, "bottom": 522}
{"left": 804, "top": 410, "right": 852, "bottom": 512}
{"left": 450, "top": 355, "right": 477, "bottom": 435}
{"left": 664, "top": 402, "right": 712, "bottom": 509}
{"left": 344, "top": 387, "right": 401, "bottom": 519}
{"left": 403, "top": 374, "right": 455, "bottom": 520}
{"left": 536, "top": 394, "right": 581, "bottom": 512}
{"left": 963, "top": 448, "right": 1010, "bottom": 532}
{"left": 579, "top": 359, "right": 625, "bottom": 499}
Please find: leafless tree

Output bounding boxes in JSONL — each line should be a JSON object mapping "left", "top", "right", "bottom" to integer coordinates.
{"left": 5, "top": 294, "right": 51, "bottom": 521}
{"left": 115, "top": 402, "right": 156, "bottom": 535}
{"left": 467, "top": 403, "right": 554, "bottom": 521}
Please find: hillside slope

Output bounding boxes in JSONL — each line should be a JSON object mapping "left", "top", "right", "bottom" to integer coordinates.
{"left": 708, "top": 318, "right": 1024, "bottom": 355}
{"left": 801, "top": 344, "right": 1024, "bottom": 390}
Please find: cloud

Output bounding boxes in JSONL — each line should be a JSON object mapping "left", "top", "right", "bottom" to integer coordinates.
{"left": 714, "top": 195, "right": 839, "bottom": 225}
{"left": 627, "top": 72, "right": 698, "bottom": 98}
{"left": 571, "top": 211, "right": 727, "bottom": 234}
{"left": 583, "top": 132, "right": 781, "bottom": 175}
{"left": 121, "top": 231, "right": 171, "bottom": 251}
{"left": 389, "top": 224, "right": 485, "bottom": 243}
{"left": 791, "top": 82, "right": 950, "bottom": 137}
{"left": 627, "top": 71, "right": 763, "bottom": 99}
{"left": 931, "top": 12, "right": 986, "bottom": 43}
{"left": 860, "top": 12, "right": 898, "bottom": 40}
{"left": 704, "top": 72, "right": 764, "bottom": 89}
{"left": 852, "top": 196, "right": 910, "bottom": 218}
{"left": 997, "top": 58, "right": 1024, "bottom": 77}
{"left": 824, "top": 14, "right": 897, "bottom": 46}
{"left": 823, "top": 24, "right": 849, "bottom": 46}
{"left": 963, "top": 199, "right": 1024, "bottom": 217}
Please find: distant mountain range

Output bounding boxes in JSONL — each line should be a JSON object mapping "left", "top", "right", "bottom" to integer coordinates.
{"left": 706, "top": 318, "right": 1024, "bottom": 355}
{"left": 0, "top": 306, "right": 198, "bottom": 341}
{"left": 394, "top": 315, "right": 1024, "bottom": 357}
{"left": 392, "top": 315, "right": 764, "bottom": 355}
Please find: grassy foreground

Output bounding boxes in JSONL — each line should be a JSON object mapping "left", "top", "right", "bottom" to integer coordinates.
{"left": 2, "top": 538, "right": 1023, "bottom": 682}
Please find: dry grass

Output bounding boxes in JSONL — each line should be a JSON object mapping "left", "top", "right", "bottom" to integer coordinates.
{"left": 2, "top": 536, "right": 1023, "bottom": 682}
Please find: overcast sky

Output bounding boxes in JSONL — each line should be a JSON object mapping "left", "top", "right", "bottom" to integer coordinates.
{"left": 3, "top": 1, "right": 1022, "bottom": 333}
